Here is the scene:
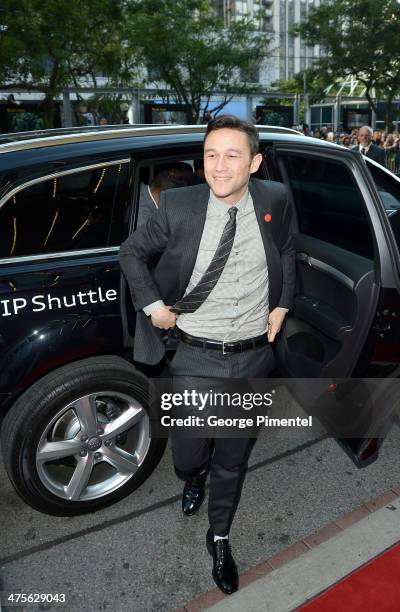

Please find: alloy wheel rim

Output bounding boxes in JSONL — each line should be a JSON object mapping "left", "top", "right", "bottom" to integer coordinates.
{"left": 35, "top": 391, "right": 150, "bottom": 502}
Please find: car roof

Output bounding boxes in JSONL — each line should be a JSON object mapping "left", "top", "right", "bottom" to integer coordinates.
{"left": 0, "top": 124, "right": 157, "bottom": 146}
{"left": 0, "top": 124, "right": 306, "bottom": 154}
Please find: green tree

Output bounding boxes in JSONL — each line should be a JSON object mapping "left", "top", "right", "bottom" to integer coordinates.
{"left": 265, "top": 69, "right": 332, "bottom": 122}
{"left": 128, "top": 0, "right": 270, "bottom": 123}
{"left": 294, "top": 0, "right": 400, "bottom": 129}
{"left": 0, "top": 0, "right": 128, "bottom": 127}
{"left": 0, "top": 0, "right": 271, "bottom": 128}
{"left": 271, "top": 70, "right": 328, "bottom": 102}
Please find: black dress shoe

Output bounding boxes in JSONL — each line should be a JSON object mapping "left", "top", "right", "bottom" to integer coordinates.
{"left": 206, "top": 529, "right": 239, "bottom": 595}
{"left": 182, "top": 473, "right": 206, "bottom": 516}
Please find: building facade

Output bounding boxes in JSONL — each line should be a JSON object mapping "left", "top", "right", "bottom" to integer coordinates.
{"left": 215, "top": 0, "right": 324, "bottom": 86}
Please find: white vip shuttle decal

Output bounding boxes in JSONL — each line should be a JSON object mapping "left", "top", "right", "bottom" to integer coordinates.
{"left": 0, "top": 287, "right": 117, "bottom": 317}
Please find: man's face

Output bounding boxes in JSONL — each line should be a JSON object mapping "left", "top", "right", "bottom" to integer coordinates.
{"left": 204, "top": 128, "right": 262, "bottom": 204}
{"left": 358, "top": 128, "right": 372, "bottom": 146}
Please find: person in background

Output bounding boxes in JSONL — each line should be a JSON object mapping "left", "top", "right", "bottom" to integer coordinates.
{"left": 383, "top": 134, "right": 399, "bottom": 173}
{"left": 372, "top": 130, "right": 383, "bottom": 147}
{"left": 335, "top": 123, "right": 345, "bottom": 139}
{"left": 341, "top": 135, "right": 351, "bottom": 148}
{"left": 193, "top": 158, "right": 205, "bottom": 181}
{"left": 320, "top": 125, "right": 328, "bottom": 139}
{"left": 137, "top": 163, "right": 196, "bottom": 227}
{"left": 349, "top": 129, "right": 359, "bottom": 146}
{"left": 352, "top": 125, "right": 386, "bottom": 166}
{"left": 383, "top": 134, "right": 398, "bottom": 151}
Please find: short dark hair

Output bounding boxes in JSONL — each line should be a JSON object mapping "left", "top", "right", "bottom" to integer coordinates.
{"left": 205, "top": 114, "right": 259, "bottom": 157}
{"left": 151, "top": 162, "right": 195, "bottom": 191}
{"left": 193, "top": 158, "right": 204, "bottom": 172}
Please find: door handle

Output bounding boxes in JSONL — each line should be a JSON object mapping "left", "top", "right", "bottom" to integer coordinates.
{"left": 296, "top": 252, "right": 354, "bottom": 290}
{"left": 297, "top": 252, "right": 311, "bottom": 266}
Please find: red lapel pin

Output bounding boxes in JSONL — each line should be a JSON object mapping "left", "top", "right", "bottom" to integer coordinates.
{"left": 264, "top": 213, "right": 272, "bottom": 222}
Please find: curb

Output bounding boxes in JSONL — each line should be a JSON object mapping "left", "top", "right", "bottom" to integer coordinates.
{"left": 177, "top": 484, "right": 400, "bottom": 611}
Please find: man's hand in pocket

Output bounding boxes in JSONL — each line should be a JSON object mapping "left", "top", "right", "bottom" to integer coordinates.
{"left": 150, "top": 306, "right": 177, "bottom": 330}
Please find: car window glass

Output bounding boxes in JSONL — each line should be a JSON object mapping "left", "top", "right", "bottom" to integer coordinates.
{"left": 280, "top": 154, "right": 374, "bottom": 259}
{"left": 107, "top": 162, "right": 130, "bottom": 246}
{"left": 366, "top": 160, "right": 400, "bottom": 255}
{"left": 0, "top": 162, "right": 129, "bottom": 258}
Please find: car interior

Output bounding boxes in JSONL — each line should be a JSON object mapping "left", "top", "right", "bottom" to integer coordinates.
{"left": 271, "top": 151, "right": 380, "bottom": 379}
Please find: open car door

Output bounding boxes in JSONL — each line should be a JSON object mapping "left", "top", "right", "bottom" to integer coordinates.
{"left": 267, "top": 142, "right": 400, "bottom": 464}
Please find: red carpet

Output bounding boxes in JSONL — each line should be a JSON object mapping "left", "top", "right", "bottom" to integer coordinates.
{"left": 298, "top": 542, "right": 400, "bottom": 612}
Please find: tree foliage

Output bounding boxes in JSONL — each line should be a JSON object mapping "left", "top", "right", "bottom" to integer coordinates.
{"left": 271, "top": 69, "right": 329, "bottom": 103}
{"left": 0, "top": 0, "right": 129, "bottom": 126}
{"left": 0, "top": 0, "right": 271, "bottom": 126}
{"left": 294, "top": 0, "right": 400, "bottom": 128}
{"left": 124, "top": 0, "right": 270, "bottom": 123}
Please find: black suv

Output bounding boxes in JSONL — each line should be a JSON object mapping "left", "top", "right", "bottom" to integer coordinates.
{"left": 0, "top": 125, "right": 399, "bottom": 515}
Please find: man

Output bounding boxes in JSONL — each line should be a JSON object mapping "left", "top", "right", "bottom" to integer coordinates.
{"left": 137, "top": 162, "right": 196, "bottom": 227}
{"left": 372, "top": 129, "right": 383, "bottom": 147}
{"left": 119, "top": 115, "right": 295, "bottom": 594}
{"left": 193, "top": 158, "right": 205, "bottom": 181}
{"left": 352, "top": 125, "right": 386, "bottom": 166}
{"left": 335, "top": 122, "right": 345, "bottom": 138}
{"left": 320, "top": 125, "right": 328, "bottom": 139}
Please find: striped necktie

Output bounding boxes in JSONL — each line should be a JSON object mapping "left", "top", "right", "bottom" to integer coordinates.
{"left": 171, "top": 206, "right": 238, "bottom": 314}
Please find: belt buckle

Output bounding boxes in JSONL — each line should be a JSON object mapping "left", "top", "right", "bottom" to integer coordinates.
{"left": 222, "top": 340, "right": 228, "bottom": 355}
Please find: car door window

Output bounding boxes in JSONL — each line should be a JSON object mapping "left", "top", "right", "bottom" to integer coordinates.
{"left": 280, "top": 154, "right": 374, "bottom": 259}
{"left": 366, "top": 160, "right": 400, "bottom": 255}
{"left": 0, "top": 161, "right": 129, "bottom": 259}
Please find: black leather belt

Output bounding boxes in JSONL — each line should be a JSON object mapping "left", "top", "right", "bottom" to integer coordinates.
{"left": 178, "top": 329, "right": 268, "bottom": 354}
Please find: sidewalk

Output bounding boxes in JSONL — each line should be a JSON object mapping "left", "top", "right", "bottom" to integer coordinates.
{"left": 179, "top": 486, "right": 400, "bottom": 611}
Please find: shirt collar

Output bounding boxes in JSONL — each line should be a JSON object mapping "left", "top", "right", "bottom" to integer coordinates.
{"left": 209, "top": 188, "right": 250, "bottom": 216}
{"left": 148, "top": 184, "right": 158, "bottom": 207}
{"left": 359, "top": 143, "right": 371, "bottom": 153}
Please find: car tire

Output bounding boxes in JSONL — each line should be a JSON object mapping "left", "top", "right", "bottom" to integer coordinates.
{"left": 1, "top": 355, "right": 167, "bottom": 515}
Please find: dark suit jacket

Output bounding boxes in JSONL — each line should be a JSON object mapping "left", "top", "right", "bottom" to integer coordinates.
{"left": 352, "top": 143, "right": 386, "bottom": 166}
{"left": 119, "top": 179, "right": 296, "bottom": 365}
{"left": 137, "top": 182, "right": 157, "bottom": 228}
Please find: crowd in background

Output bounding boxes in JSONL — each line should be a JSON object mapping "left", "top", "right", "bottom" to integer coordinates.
{"left": 293, "top": 123, "right": 400, "bottom": 174}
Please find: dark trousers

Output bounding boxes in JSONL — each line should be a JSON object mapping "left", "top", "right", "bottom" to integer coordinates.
{"left": 169, "top": 339, "right": 275, "bottom": 536}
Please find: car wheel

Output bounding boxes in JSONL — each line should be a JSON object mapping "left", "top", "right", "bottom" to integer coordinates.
{"left": 1, "top": 355, "right": 167, "bottom": 515}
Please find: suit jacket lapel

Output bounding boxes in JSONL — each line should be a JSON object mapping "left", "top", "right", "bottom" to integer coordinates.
{"left": 178, "top": 184, "right": 209, "bottom": 297}
{"left": 249, "top": 179, "right": 273, "bottom": 256}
